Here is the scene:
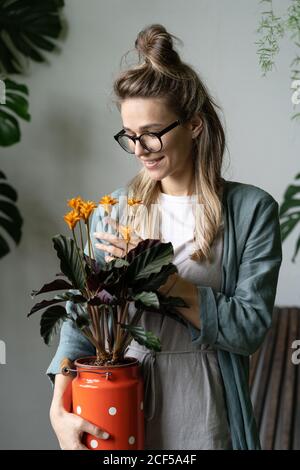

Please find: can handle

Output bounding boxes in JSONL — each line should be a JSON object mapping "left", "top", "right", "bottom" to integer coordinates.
{"left": 60, "top": 357, "right": 112, "bottom": 379}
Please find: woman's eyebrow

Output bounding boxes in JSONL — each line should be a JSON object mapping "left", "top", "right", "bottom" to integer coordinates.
{"left": 123, "top": 123, "right": 163, "bottom": 131}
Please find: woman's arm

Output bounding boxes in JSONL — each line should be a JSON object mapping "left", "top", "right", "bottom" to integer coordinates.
{"left": 186, "top": 196, "right": 282, "bottom": 356}
{"left": 49, "top": 374, "right": 110, "bottom": 450}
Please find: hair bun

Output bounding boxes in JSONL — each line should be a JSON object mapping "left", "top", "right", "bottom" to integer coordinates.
{"left": 134, "top": 23, "right": 182, "bottom": 74}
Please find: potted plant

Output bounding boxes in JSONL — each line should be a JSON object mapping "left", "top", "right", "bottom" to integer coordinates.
{"left": 29, "top": 194, "right": 189, "bottom": 450}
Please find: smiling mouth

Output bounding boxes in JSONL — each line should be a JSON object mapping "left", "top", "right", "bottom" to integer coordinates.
{"left": 143, "top": 156, "right": 165, "bottom": 167}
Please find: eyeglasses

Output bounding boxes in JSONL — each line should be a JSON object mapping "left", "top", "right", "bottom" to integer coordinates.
{"left": 113, "top": 119, "right": 182, "bottom": 154}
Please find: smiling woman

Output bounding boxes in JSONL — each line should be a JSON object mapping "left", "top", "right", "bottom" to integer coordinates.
{"left": 46, "top": 23, "right": 282, "bottom": 451}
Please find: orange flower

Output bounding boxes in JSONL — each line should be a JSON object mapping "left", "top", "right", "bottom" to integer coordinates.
{"left": 119, "top": 225, "right": 132, "bottom": 243}
{"left": 127, "top": 197, "right": 143, "bottom": 206}
{"left": 80, "top": 201, "right": 97, "bottom": 223}
{"left": 127, "top": 197, "right": 143, "bottom": 219}
{"left": 67, "top": 196, "right": 83, "bottom": 214}
{"left": 99, "top": 195, "right": 118, "bottom": 214}
{"left": 64, "top": 210, "right": 81, "bottom": 230}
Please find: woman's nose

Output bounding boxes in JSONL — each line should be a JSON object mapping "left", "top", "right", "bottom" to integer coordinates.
{"left": 134, "top": 140, "right": 149, "bottom": 157}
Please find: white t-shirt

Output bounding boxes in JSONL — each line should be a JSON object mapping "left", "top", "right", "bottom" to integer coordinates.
{"left": 157, "top": 192, "right": 224, "bottom": 290}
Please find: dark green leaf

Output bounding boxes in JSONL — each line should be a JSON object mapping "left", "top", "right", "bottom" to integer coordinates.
{"left": 52, "top": 234, "right": 86, "bottom": 290}
{"left": 283, "top": 184, "right": 300, "bottom": 200}
{"left": 0, "top": 109, "right": 20, "bottom": 146}
{"left": 132, "top": 263, "right": 177, "bottom": 293}
{"left": 126, "top": 240, "right": 174, "bottom": 282}
{"left": 0, "top": 172, "right": 23, "bottom": 258}
{"left": 0, "top": 0, "right": 65, "bottom": 74}
{"left": 120, "top": 323, "right": 161, "bottom": 352}
{"left": 280, "top": 216, "right": 300, "bottom": 241}
{"left": 279, "top": 173, "right": 300, "bottom": 261}
{"left": 132, "top": 291, "right": 160, "bottom": 309}
{"left": 40, "top": 305, "right": 68, "bottom": 345}
{"left": 54, "top": 292, "right": 86, "bottom": 303}
{"left": 31, "top": 279, "right": 73, "bottom": 297}
{"left": 0, "top": 78, "right": 30, "bottom": 146}
{"left": 28, "top": 297, "right": 66, "bottom": 317}
{"left": 279, "top": 198, "right": 300, "bottom": 217}
{"left": 75, "top": 315, "right": 90, "bottom": 331}
{"left": 292, "top": 235, "right": 300, "bottom": 263}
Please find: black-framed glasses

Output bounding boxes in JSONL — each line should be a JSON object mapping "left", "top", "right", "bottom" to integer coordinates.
{"left": 113, "top": 119, "right": 182, "bottom": 154}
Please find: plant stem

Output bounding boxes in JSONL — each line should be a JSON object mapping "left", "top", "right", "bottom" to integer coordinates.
{"left": 72, "top": 227, "right": 87, "bottom": 282}
{"left": 87, "top": 218, "right": 96, "bottom": 260}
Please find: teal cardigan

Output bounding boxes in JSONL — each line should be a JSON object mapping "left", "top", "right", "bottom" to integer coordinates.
{"left": 46, "top": 179, "right": 282, "bottom": 450}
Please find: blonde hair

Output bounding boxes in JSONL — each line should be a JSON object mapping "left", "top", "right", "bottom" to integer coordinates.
{"left": 112, "top": 24, "right": 227, "bottom": 263}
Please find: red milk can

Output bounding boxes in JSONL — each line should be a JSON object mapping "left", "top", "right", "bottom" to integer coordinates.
{"left": 71, "top": 355, "right": 145, "bottom": 450}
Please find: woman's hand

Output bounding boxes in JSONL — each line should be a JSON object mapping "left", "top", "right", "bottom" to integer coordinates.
{"left": 50, "top": 406, "right": 110, "bottom": 450}
{"left": 50, "top": 374, "right": 110, "bottom": 450}
{"left": 158, "top": 272, "right": 201, "bottom": 329}
{"left": 93, "top": 216, "right": 143, "bottom": 262}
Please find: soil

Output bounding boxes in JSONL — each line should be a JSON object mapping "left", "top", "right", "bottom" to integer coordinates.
{"left": 78, "top": 356, "right": 137, "bottom": 367}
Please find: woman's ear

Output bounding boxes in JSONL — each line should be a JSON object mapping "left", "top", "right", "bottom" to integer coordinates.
{"left": 188, "top": 114, "right": 203, "bottom": 139}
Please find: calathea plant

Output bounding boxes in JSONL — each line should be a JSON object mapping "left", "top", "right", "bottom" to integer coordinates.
{"left": 28, "top": 194, "right": 189, "bottom": 365}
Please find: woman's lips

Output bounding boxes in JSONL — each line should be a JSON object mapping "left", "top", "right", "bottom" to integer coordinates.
{"left": 143, "top": 156, "right": 165, "bottom": 169}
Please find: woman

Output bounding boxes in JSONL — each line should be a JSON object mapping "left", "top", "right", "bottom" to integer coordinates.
{"left": 47, "top": 24, "right": 282, "bottom": 450}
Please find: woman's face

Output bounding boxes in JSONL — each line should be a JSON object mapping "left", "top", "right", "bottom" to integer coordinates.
{"left": 120, "top": 97, "right": 202, "bottom": 184}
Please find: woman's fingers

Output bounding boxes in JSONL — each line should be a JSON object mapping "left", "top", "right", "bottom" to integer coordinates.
{"left": 93, "top": 216, "right": 143, "bottom": 261}
{"left": 105, "top": 254, "right": 115, "bottom": 262}
{"left": 95, "top": 242, "right": 124, "bottom": 258}
{"left": 79, "top": 418, "right": 110, "bottom": 441}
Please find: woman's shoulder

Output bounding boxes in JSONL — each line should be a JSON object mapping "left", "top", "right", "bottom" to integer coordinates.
{"left": 223, "top": 179, "right": 279, "bottom": 209}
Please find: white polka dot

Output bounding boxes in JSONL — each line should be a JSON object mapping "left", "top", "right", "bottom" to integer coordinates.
{"left": 109, "top": 407, "right": 117, "bottom": 415}
{"left": 90, "top": 439, "right": 99, "bottom": 449}
{"left": 129, "top": 436, "right": 135, "bottom": 445}
{"left": 140, "top": 401, "right": 143, "bottom": 411}
{"left": 76, "top": 406, "right": 82, "bottom": 415}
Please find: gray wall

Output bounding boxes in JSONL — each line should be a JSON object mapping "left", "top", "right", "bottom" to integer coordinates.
{"left": 0, "top": 0, "right": 299, "bottom": 449}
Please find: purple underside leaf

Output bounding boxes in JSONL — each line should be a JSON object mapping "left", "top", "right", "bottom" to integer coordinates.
{"left": 88, "top": 289, "right": 114, "bottom": 305}
{"left": 31, "top": 279, "right": 73, "bottom": 297}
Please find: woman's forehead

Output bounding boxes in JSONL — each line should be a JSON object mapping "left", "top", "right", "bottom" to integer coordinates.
{"left": 120, "top": 97, "right": 174, "bottom": 127}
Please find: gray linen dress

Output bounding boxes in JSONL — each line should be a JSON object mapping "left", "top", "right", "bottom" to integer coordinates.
{"left": 123, "top": 193, "right": 232, "bottom": 450}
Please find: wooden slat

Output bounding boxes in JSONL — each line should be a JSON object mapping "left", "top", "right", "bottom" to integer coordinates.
{"left": 250, "top": 307, "right": 280, "bottom": 429}
{"left": 292, "top": 310, "right": 300, "bottom": 449}
{"left": 260, "top": 307, "right": 289, "bottom": 450}
{"left": 274, "top": 308, "right": 298, "bottom": 449}
{"left": 249, "top": 307, "right": 300, "bottom": 450}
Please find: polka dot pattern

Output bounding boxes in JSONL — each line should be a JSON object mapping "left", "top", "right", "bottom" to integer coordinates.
{"left": 76, "top": 406, "right": 82, "bottom": 415}
{"left": 90, "top": 439, "right": 99, "bottom": 449}
{"left": 129, "top": 436, "right": 135, "bottom": 445}
{"left": 109, "top": 406, "right": 117, "bottom": 415}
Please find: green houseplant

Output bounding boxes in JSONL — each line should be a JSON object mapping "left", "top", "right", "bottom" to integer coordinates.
{"left": 28, "top": 193, "right": 189, "bottom": 450}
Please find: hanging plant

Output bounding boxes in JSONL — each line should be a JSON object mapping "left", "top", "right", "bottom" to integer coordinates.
{"left": 255, "top": 0, "right": 300, "bottom": 262}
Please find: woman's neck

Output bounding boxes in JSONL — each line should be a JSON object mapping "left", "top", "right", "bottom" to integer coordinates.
{"left": 159, "top": 176, "right": 195, "bottom": 196}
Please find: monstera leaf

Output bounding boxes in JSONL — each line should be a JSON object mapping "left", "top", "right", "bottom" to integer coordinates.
{"left": 279, "top": 172, "right": 300, "bottom": 262}
{"left": 0, "top": 78, "right": 30, "bottom": 146}
{"left": 0, "top": 171, "right": 23, "bottom": 258}
{"left": 0, "top": 0, "right": 65, "bottom": 74}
